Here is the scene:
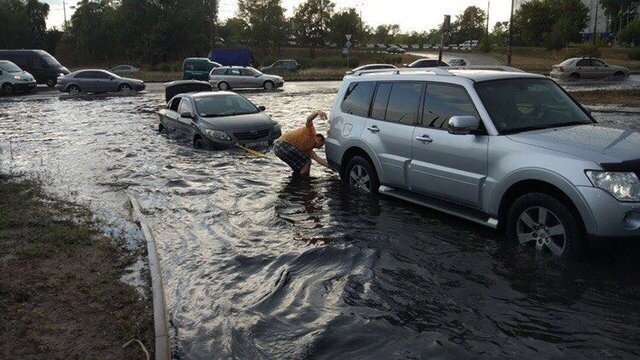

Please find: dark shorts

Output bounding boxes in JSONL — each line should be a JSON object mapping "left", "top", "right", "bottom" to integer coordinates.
{"left": 273, "top": 142, "right": 310, "bottom": 172}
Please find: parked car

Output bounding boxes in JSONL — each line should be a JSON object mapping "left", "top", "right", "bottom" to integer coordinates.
{"left": 158, "top": 91, "right": 281, "bottom": 149}
{"left": 325, "top": 68, "right": 640, "bottom": 259}
{"left": 209, "top": 66, "right": 284, "bottom": 91}
{"left": 0, "top": 49, "right": 69, "bottom": 87}
{"left": 0, "top": 60, "right": 37, "bottom": 94}
{"left": 164, "top": 80, "right": 212, "bottom": 102}
{"left": 550, "top": 57, "right": 629, "bottom": 80}
{"left": 386, "top": 45, "right": 406, "bottom": 54}
{"left": 406, "top": 59, "right": 449, "bottom": 68}
{"left": 448, "top": 58, "right": 468, "bottom": 66}
{"left": 110, "top": 65, "right": 143, "bottom": 74}
{"left": 55, "top": 69, "right": 145, "bottom": 93}
{"left": 183, "top": 58, "right": 222, "bottom": 81}
{"left": 346, "top": 64, "right": 397, "bottom": 75}
{"left": 261, "top": 59, "right": 300, "bottom": 73}
{"left": 459, "top": 40, "right": 479, "bottom": 49}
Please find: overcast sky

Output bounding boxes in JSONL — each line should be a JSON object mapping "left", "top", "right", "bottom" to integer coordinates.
{"left": 45, "top": 0, "right": 513, "bottom": 33}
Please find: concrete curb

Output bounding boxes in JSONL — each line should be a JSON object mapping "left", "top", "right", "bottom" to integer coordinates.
{"left": 128, "top": 193, "right": 171, "bottom": 360}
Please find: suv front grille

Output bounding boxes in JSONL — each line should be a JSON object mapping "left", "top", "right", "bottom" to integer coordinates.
{"left": 234, "top": 129, "right": 270, "bottom": 140}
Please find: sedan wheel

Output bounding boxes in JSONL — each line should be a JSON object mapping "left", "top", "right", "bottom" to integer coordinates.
{"left": 67, "top": 85, "right": 80, "bottom": 94}
{"left": 218, "top": 82, "right": 230, "bottom": 91}
{"left": 2, "top": 83, "right": 13, "bottom": 94}
{"left": 46, "top": 78, "right": 56, "bottom": 87}
{"left": 263, "top": 81, "right": 274, "bottom": 91}
{"left": 119, "top": 84, "right": 132, "bottom": 92}
{"left": 506, "top": 193, "right": 583, "bottom": 259}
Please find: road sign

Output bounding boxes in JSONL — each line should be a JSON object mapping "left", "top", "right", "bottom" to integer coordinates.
{"left": 345, "top": 41, "right": 352, "bottom": 49}
{"left": 346, "top": 34, "right": 352, "bottom": 41}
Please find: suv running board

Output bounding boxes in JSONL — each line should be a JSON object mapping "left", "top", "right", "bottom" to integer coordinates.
{"left": 379, "top": 186, "right": 499, "bottom": 229}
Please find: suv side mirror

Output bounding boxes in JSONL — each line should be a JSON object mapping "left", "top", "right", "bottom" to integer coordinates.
{"left": 181, "top": 112, "right": 194, "bottom": 119}
{"left": 258, "top": 105, "right": 266, "bottom": 111}
{"left": 448, "top": 116, "right": 480, "bottom": 135}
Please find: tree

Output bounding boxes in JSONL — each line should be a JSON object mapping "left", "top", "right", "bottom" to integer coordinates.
{"left": 599, "top": 0, "right": 635, "bottom": 33}
{"left": 372, "top": 24, "right": 400, "bottom": 44}
{"left": 293, "top": 0, "right": 335, "bottom": 57}
{"left": 513, "top": 0, "right": 588, "bottom": 49}
{"left": 238, "top": 0, "right": 287, "bottom": 53}
{"left": 328, "top": 8, "right": 364, "bottom": 47}
{"left": 618, "top": 19, "right": 640, "bottom": 45}
{"left": 25, "top": 0, "right": 50, "bottom": 47}
{"left": 451, "top": 6, "right": 486, "bottom": 45}
{"left": 219, "top": 17, "right": 249, "bottom": 46}
{"left": 491, "top": 21, "right": 509, "bottom": 46}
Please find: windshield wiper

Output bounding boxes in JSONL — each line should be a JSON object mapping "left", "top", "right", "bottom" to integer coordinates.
{"left": 504, "top": 121, "right": 590, "bottom": 135}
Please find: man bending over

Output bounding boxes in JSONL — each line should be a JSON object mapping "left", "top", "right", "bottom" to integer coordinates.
{"left": 273, "top": 110, "right": 331, "bottom": 175}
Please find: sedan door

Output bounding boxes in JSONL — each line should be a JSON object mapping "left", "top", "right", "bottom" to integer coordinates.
{"left": 161, "top": 97, "right": 182, "bottom": 134}
{"left": 408, "top": 83, "right": 488, "bottom": 208}
{"left": 360, "top": 81, "right": 424, "bottom": 189}
{"left": 240, "top": 68, "right": 259, "bottom": 88}
{"left": 176, "top": 97, "right": 197, "bottom": 138}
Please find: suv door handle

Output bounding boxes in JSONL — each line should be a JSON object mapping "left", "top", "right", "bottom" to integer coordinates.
{"left": 416, "top": 135, "right": 433, "bottom": 143}
{"left": 367, "top": 126, "right": 380, "bottom": 133}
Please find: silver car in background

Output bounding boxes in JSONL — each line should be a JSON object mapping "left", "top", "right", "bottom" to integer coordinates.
{"left": 550, "top": 57, "right": 629, "bottom": 80}
{"left": 55, "top": 69, "right": 145, "bottom": 93}
{"left": 326, "top": 68, "right": 640, "bottom": 259}
{"left": 209, "top": 66, "right": 284, "bottom": 91}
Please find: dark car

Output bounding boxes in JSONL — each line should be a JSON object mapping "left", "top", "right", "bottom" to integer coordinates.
{"left": 386, "top": 45, "right": 406, "bottom": 54}
{"left": 158, "top": 91, "right": 281, "bottom": 149}
{"left": 346, "top": 63, "right": 397, "bottom": 75}
{"left": 260, "top": 59, "right": 300, "bottom": 74}
{"left": 183, "top": 58, "right": 222, "bottom": 81}
{"left": 55, "top": 69, "right": 145, "bottom": 93}
{"left": 406, "top": 59, "right": 449, "bottom": 68}
{"left": 0, "top": 49, "right": 69, "bottom": 87}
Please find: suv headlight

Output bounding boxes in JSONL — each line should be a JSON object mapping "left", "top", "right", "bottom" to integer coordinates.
{"left": 204, "top": 129, "right": 231, "bottom": 141}
{"left": 14, "top": 75, "right": 21, "bottom": 80}
{"left": 586, "top": 171, "right": 640, "bottom": 202}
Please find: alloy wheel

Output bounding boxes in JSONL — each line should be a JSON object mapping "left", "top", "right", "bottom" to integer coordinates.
{"left": 349, "top": 165, "right": 372, "bottom": 193}
{"left": 516, "top": 206, "right": 567, "bottom": 256}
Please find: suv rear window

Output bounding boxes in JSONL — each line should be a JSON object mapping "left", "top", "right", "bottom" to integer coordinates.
{"left": 423, "top": 84, "right": 479, "bottom": 129}
{"left": 341, "top": 82, "right": 375, "bottom": 117}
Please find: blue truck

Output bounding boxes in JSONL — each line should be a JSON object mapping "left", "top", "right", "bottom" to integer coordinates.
{"left": 208, "top": 48, "right": 255, "bottom": 67}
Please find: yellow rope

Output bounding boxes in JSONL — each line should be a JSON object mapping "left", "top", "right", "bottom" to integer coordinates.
{"left": 235, "top": 144, "right": 268, "bottom": 158}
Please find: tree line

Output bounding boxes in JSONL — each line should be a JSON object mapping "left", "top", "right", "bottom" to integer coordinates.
{"left": 0, "top": 0, "right": 638, "bottom": 65}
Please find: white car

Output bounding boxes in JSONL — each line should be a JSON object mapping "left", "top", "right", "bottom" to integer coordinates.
{"left": 109, "top": 65, "right": 143, "bottom": 74}
{"left": 448, "top": 58, "right": 468, "bottom": 66}
{"left": 0, "top": 60, "right": 37, "bottom": 94}
{"left": 458, "top": 40, "right": 479, "bottom": 49}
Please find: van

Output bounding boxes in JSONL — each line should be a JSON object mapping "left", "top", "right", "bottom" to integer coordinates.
{"left": 0, "top": 60, "right": 37, "bottom": 94}
{"left": 0, "top": 50, "right": 69, "bottom": 87}
{"left": 183, "top": 58, "right": 221, "bottom": 81}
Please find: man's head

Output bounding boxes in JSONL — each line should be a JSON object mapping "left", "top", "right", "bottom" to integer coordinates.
{"left": 315, "top": 134, "right": 325, "bottom": 148}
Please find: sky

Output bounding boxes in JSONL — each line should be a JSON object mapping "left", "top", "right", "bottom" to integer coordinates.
{"left": 44, "top": 0, "right": 513, "bottom": 33}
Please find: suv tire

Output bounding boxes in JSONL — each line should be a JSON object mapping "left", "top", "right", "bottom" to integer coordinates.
{"left": 344, "top": 156, "right": 379, "bottom": 194}
{"left": 506, "top": 193, "right": 583, "bottom": 259}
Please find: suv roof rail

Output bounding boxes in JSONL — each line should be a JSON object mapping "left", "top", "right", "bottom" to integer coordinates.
{"left": 351, "top": 65, "right": 525, "bottom": 77}
{"left": 446, "top": 65, "right": 526, "bottom": 73}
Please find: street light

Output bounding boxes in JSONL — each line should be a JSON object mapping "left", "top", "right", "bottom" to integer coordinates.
{"left": 507, "top": 0, "right": 514, "bottom": 65}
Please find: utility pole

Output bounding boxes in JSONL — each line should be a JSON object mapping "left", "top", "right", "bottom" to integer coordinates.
{"left": 439, "top": 15, "right": 450, "bottom": 63}
{"left": 507, "top": 0, "right": 514, "bottom": 65}
{"left": 486, "top": 0, "right": 490, "bottom": 37}
{"left": 63, "top": 0, "right": 67, "bottom": 26}
{"left": 592, "top": 0, "right": 599, "bottom": 45}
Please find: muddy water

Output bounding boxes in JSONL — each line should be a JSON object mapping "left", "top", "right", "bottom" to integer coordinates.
{"left": 2, "top": 82, "right": 640, "bottom": 358}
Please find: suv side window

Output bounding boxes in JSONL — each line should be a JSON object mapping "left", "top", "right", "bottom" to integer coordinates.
{"left": 423, "top": 83, "right": 479, "bottom": 129}
{"left": 341, "top": 81, "right": 375, "bottom": 117}
{"left": 371, "top": 83, "right": 393, "bottom": 120}
{"left": 178, "top": 98, "right": 193, "bottom": 115}
{"left": 385, "top": 82, "right": 424, "bottom": 125}
{"left": 211, "top": 68, "right": 226, "bottom": 75}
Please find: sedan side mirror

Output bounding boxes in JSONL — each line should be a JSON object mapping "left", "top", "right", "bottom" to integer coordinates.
{"left": 258, "top": 105, "right": 266, "bottom": 111}
{"left": 0, "top": 70, "right": 3, "bottom": 75}
{"left": 180, "top": 112, "right": 194, "bottom": 119}
{"left": 448, "top": 116, "right": 480, "bottom": 135}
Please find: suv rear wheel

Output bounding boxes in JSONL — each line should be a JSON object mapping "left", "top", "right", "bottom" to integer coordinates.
{"left": 506, "top": 193, "right": 583, "bottom": 258}
{"left": 344, "top": 156, "right": 379, "bottom": 194}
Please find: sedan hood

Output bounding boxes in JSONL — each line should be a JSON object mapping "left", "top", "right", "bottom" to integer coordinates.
{"left": 507, "top": 125, "right": 640, "bottom": 167}
{"left": 199, "top": 112, "right": 275, "bottom": 131}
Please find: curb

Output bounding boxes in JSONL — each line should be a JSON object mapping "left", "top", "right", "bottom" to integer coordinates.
{"left": 128, "top": 193, "right": 171, "bottom": 360}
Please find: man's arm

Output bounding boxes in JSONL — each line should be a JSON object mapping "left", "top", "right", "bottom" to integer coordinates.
{"left": 310, "top": 151, "right": 330, "bottom": 169}
{"left": 306, "top": 110, "right": 328, "bottom": 128}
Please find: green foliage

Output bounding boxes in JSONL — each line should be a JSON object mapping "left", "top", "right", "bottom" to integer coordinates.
{"left": 293, "top": 0, "right": 335, "bottom": 56}
{"left": 309, "top": 56, "right": 360, "bottom": 68}
{"left": 513, "top": 0, "right": 589, "bottom": 49}
{"left": 568, "top": 43, "right": 602, "bottom": 58}
{"left": 238, "top": 0, "right": 287, "bottom": 52}
{"left": 0, "top": 0, "right": 50, "bottom": 49}
{"left": 599, "top": 0, "right": 636, "bottom": 33}
{"left": 328, "top": 9, "right": 364, "bottom": 47}
{"left": 618, "top": 19, "right": 640, "bottom": 45}
{"left": 372, "top": 24, "right": 401, "bottom": 44}
{"left": 629, "top": 47, "right": 640, "bottom": 60}
{"left": 219, "top": 17, "right": 249, "bottom": 46}
{"left": 479, "top": 38, "right": 492, "bottom": 53}
{"left": 450, "top": 6, "right": 486, "bottom": 45}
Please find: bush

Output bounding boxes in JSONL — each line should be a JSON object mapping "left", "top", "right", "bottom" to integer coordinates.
{"left": 157, "top": 63, "right": 173, "bottom": 72}
{"left": 309, "top": 56, "right": 360, "bottom": 68}
{"left": 619, "top": 19, "right": 640, "bottom": 46}
{"left": 629, "top": 47, "right": 640, "bottom": 60}
{"left": 568, "top": 43, "right": 601, "bottom": 58}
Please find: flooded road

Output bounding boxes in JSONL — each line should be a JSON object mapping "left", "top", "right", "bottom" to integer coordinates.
{"left": 1, "top": 82, "right": 640, "bottom": 358}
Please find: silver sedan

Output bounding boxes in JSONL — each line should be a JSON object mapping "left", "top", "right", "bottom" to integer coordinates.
{"left": 55, "top": 69, "right": 145, "bottom": 93}
{"left": 209, "top": 66, "right": 284, "bottom": 91}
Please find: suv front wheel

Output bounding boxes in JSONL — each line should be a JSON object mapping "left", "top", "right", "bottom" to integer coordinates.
{"left": 506, "top": 193, "right": 583, "bottom": 258}
{"left": 344, "top": 156, "right": 379, "bottom": 194}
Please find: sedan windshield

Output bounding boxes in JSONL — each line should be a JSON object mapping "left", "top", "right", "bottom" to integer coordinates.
{"left": 195, "top": 94, "right": 260, "bottom": 117}
{"left": 0, "top": 62, "right": 22, "bottom": 73}
{"left": 475, "top": 78, "right": 593, "bottom": 134}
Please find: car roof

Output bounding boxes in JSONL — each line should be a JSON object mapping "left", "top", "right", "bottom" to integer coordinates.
{"left": 183, "top": 91, "right": 239, "bottom": 99}
{"left": 345, "top": 67, "right": 545, "bottom": 84}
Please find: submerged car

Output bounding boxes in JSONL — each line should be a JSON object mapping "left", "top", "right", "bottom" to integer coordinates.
{"left": 209, "top": 66, "right": 284, "bottom": 91}
{"left": 158, "top": 91, "right": 281, "bottom": 149}
{"left": 406, "top": 59, "right": 449, "bottom": 68}
{"left": 0, "top": 60, "right": 37, "bottom": 94}
{"left": 346, "top": 64, "right": 397, "bottom": 75}
{"left": 326, "top": 68, "right": 640, "bottom": 259}
{"left": 550, "top": 57, "right": 629, "bottom": 80}
{"left": 55, "top": 69, "right": 145, "bottom": 93}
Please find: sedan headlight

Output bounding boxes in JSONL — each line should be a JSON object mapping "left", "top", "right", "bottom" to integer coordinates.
{"left": 14, "top": 75, "right": 21, "bottom": 80}
{"left": 586, "top": 171, "right": 640, "bottom": 202}
{"left": 204, "top": 129, "right": 231, "bottom": 141}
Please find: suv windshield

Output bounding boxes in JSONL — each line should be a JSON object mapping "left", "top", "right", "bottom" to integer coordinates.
{"left": 0, "top": 62, "right": 21, "bottom": 73}
{"left": 195, "top": 94, "right": 259, "bottom": 117}
{"left": 41, "top": 53, "right": 61, "bottom": 67}
{"left": 475, "top": 78, "right": 593, "bottom": 134}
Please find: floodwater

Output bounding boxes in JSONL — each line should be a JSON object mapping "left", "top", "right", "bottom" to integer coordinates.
{"left": 1, "top": 82, "right": 640, "bottom": 359}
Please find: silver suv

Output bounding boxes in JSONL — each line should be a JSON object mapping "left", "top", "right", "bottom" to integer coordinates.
{"left": 326, "top": 67, "right": 640, "bottom": 258}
